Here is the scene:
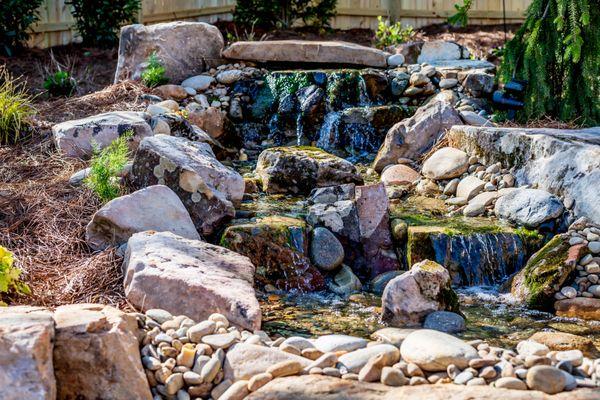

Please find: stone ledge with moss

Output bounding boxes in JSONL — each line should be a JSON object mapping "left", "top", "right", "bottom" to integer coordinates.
{"left": 255, "top": 146, "right": 363, "bottom": 195}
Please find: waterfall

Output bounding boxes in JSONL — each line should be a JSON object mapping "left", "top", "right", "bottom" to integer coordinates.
{"left": 316, "top": 111, "right": 342, "bottom": 151}
{"left": 357, "top": 76, "right": 372, "bottom": 107}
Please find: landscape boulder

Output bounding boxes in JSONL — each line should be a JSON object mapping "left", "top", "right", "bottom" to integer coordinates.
{"left": 52, "top": 111, "right": 152, "bottom": 158}
{"left": 380, "top": 164, "right": 420, "bottom": 185}
{"left": 114, "top": 22, "right": 224, "bottom": 83}
{"left": 255, "top": 146, "right": 363, "bottom": 195}
{"left": 223, "top": 40, "right": 389, "bottom": 67}
{"left": 381, "top": 259, "right": 460, "bottom": 326}
{"left": 131, "top": 134, "right": 244, "bottom": 236}
{"left": 373, "top": 101, "right": 462, "bottom": 172}
{"left": 417, "top": 41, "right": 463, "bottom": 63}
{"left": 123, "top": 231, "right": 261, "bottom": 330}
{"left": 86, "top": 185, "right": 200, "bottom": 250}
{"left": 495, "top": 188, "right": 564, "bottom": 228}
{"left": 0, "top": 306, "right": 56, "bottom": 400}
{"left": 53, "top": 303, "right": 152, "bottom": 400}
{"left": 220, "top": 216, "right": 325, "bottom": 291}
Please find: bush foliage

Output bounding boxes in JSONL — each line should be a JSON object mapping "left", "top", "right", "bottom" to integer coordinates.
{"left": 43, "top": 70, "right": 77, "bottom": 97}
{"left": 0, "top": 0, "right": 44, "bottom": 56}
{"left": 234, "top": 0, "right": 337, "bottom": 30}
{"left": 499, "top": 0, "right": 600, "bottom": 125}
{"left": 448, "top": 0, "right": 473, "bottom": 28}
{"left": 67, "top": 0, "right": 141, "bottom": 48}
{"left": 141, "top": 53, "right": 168, "bottom": 88}
{"left": 0, "top": 246, "right": 30, "bottom": 305}
{"left": 0, "top": 66, "right": 36, "bottom": 145}
{"left": 375, "top": 16, "right": 415, "bottom": 49}
{"left": 85, "top": 131, "right": 132, "bottom": 203}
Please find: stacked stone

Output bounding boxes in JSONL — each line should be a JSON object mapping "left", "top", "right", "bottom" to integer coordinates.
{"left": 556, "top": 221, "right": 600, "bottom": 301}
{"left": 138, "top": 309, "right": 600, "bottom": 399}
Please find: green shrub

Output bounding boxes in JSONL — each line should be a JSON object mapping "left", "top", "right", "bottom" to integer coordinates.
{"left": 234, "top": 0, "right": 337, "bottom": 30}
{"left": 43, "top": 70, "right": 77, "bottom": 97}
{"left": 375, "top": 16, "right": 415, "bottom": 49}
{"left": 0, "top": 66, "right": 36, "bottom": 145}
{"left": 0, "top": 246, "right": 30, "bottom": 306}
{"left": 67, "top": 0, "right": 141, "bottom": 48}
{"left": 85, "top": 131, "right": 132, "bottom": 203}
{"left": 141, "top": 53, "right": 168, "bottom": 88}
{"left": 448, "top": 0, "right": 473, "bottom": 27}
{"left": 0, "top": 0, "right": 44, "bottom": 56}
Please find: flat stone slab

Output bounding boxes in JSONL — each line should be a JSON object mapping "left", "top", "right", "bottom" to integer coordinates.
{"left": 222, "top": 40, "right": 390, "bottom": 67}
{"left": 447, "top": 126, "right": 600, "bottom": 225}
{"left": 427, "top": 59, "right": 496, "bottom": 72}
{"left": 555, "top": 298, "right": 600, "bottom": 320}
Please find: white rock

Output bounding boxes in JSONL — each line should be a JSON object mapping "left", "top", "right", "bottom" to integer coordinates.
{"left": 516, "top": 340, "right": 549, "bottom": 357}
{"left": 456, "top": 176, "right": 486, "bottom": 200}
{"left": 181, "top": 75, "right": 215, "bottom": 91}
{"left": 387, "top": 54, "right": 405, "bottom": 67}
{"left": 421, "top": 147, "right": 469, "bottom": 180}
{"left": 312, "top": 335, "right": 367, "bottom": 353}
{"left": 400, "top": 329, "right": 478, "bottom": 371}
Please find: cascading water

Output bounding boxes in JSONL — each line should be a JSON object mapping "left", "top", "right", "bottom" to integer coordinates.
{"left": 316, "top": 111, "right": 342, "bottom": 152}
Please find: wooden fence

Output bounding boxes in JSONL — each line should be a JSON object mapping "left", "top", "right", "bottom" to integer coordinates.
{"left": 29, "top": 0, "right": 532, "bottom": 49}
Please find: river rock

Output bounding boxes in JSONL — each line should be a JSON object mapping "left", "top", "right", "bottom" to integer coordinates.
{"left": 0, "top": 306, "right": 56, "bottom": 400}
{"left": 423, "top": 311, "right": 466, "bottom": 333}
{"left": 224, "top": 343, "right": 310, "bottom": 381}
{"left": 52, "top": 111, "right": 152, "bottom": 158}
{"left": 529, "top": 331, "right": 599, "bottom": 357}
{"left": 115, "top": 22, "right": 224, "bottom": 83}
{"left": 223, "top": 40, "right": 389, "bottom": 67}
{"left": 85, "top": 185, "right": 199, "bottom": 250}
{"left": 188, "top": 107, "right": 230, "bottom": 139}
{"left": 381, "top": 260, "right": 459, "bottom": 327}
{"left": 495, "top": 188, "right": 564, "bottom": 228}
{"left": 462, "top": 72, "right": 495, "bottom": 97}
{"left": 371, "top": 327, "right": 417, "bottom": 347}
{"left": 456, "top": 176, "right": 486, "bottom": 200}
{"left": 131, "top": 134, "right": 244, "bottom": 236}
{"left": 53, "top": 304, "right": 152, "bottom": 400}
{"left": 221, "top": 216, "right": 325, "bottom": 291}
{"left": 123, "top": 231, "right": 261, "bottom": 330}
{"left": 181, "top": 75, "right": 215, "bottom": 91}
{"left": 309, "top": 183, "right": 356, "bottom": 204}
{"left": 447, "top": 126, "right": 600, "bottom": 225}
{"left": 369, "top": 270, "right": 403, "bottom": 295}
{"left": 526, "top": 366, "right": 566, "bottom": 394}
{"left": 338, "top": 344, "right": 400, "bottom": 373}
{"left": 555, "top": 297, "right": 600, "bottom": 320}
{"left": 255, "top": 146, "right": 363, "bottom": 195}
{"left": 328, "top": 265, "right": 362, "bottom": 296}
{"left": 460, "top": 110, "right": 493, "bottom": 127}
{"left": 380, "top": 164, "right": 420, "bottom": 185}
{"left": 421, "top": 147, "right": 469, "bottom": 180}
{"left": 310, "top": 227, "right": 345, "bottom": 271}
{"left": 373, "top": 101, "right": 462, "bottom": 171}
{"left": 400, "top": 329, "right": 478, "bottom": 371}
{"left": 312, "top": 335, "right": 367, "bottom": 353}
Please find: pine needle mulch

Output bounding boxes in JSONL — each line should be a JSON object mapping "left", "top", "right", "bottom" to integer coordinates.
{"left": 0, "top": 82, "right": 149, "bottom": 310}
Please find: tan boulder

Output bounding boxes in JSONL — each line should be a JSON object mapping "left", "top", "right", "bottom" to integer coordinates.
{"left": 224, "top": 343, "right": 311, "bottom": 381}
{"left": 0, "top": 306, "right": 56, "bottom": 400}
{"left": 188, "top": 107, "right": 230, "bottom": 139}
{"left": 53, "top": 304, "right": 152, "bottom": 400}
{"left": 555, "top": 297, "right": 600, "bottom": 320}
{"left": 380, "top": 164, "right": 420, "bottom": 185}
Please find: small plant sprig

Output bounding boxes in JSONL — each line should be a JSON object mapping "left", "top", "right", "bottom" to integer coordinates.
{"left": 141, "top": 52, "right": 168, "bottom": 88}
{"left": 375, "top": 16, "right": 415, "bottom": 49}
{"left": 0, "top": 246, "right": 31, "bottom": 306}
{"left": 43, "top": 70, "right": 77, "bottom": 97}
{"left": 0, "top": 66, "right": 36, "bottom": 145}
{"left": 448, "top": 0, "right": 473, "bottom": 28}
{"left": 85, "top": 131, "right": 133, "bottom": 203}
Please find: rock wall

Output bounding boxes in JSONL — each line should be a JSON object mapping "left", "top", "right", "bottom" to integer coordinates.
{"left": 447, "top": 126, "right": 600, "bottom": 225}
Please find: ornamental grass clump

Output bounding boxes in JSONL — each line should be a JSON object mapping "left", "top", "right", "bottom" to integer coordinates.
{"left": 85, "top": 131, "right": 132, "bottom": 203}
{"left": 0, "top": 66, "right": 36, "bottom": 145}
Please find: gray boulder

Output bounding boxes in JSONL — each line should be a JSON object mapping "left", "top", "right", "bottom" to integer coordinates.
{"left": 86, "top": 185, "right": 200, "bottom": 250}
{"left": 423, "top": 311, "right": 466, "bottom": 333}
{"left": 328, "top": 265, "right": 362, "bottom": 296}
{"left": 494, "top": 188, "right": 564, "bottom": 228}
{"left": 373, "top": 101, "right": 462, "bottom": 172}
{"left": 123, "top": 231, "right": 261, "bottom": 331}
{"left": 310, "top": 227, "right": 345, "bottom": 271}
{"left": 114, "top": 22, "right": 224, "bottom": 83}
{"left": 52, "top": 111, "right": 152, "bottom": 159}
{"left": 131, "top": 134, "right": 244, "bottom": 236}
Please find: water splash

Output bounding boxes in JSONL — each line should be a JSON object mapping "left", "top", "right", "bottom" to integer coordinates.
{"left": 316, "top": 111, "right": 342, "bottom": 151}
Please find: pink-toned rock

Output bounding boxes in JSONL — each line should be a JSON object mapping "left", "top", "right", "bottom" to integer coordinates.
{"left": 0, "top": 306, "right": 56, "bottom": 400}
{"left": 53, "top": 304, "right": 152, "bottom": 400}
{"left": 123, "top": 231, "right": 261, "bottom": 331}
{"left": 223, "top": 40, "right": 389, "bottom": 67}
{"left": 188, "top": 107, "right": 230, "bottom": 139}
{"left": 380, "top": 165, "right": 420, "bottom": 186}
{"left": 155, "top": 84, "right": 188, "bottom": 100}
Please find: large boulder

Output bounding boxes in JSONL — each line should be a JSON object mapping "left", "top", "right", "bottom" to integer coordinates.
{"left": 447, "top": 126, "right": 600, "bottom": 225}
{"left": 400, "top": 329, "right": 478, "bottom": 371}
{"left": 85, "top": 185, "right": 200, "bottom": 250}
{"left": 222, "top": 40, "right": 389, "bottom": 67}
{"left": 0, "top": 306, "right": 56, "bottom": 400}
{"left": 131, "top": 134, "right": 244, "bottom": 236}
{"left": 52, "top": 111, "right": 152, "bottom": 158}
{"left": 417, "top": 41, "right": 464, "bottom": 63}
{"left": 220, "top": 216, "right": 325, "bottom": 291}
{"left": 53, "top": 304, "right": 152, "bottom": 400}
{"left": 255, "top": 146, "right": 363, "bottom": 195}
{"left": 494, "top": 188, "right": 564, "bottom": 228}
{"left": 123, "top": 231, "right": 261, "bottom": 330}
{"left": 381, "top": 259, "right": 460, "bottom": 327}
{"left": 511, "top": 235, "right": 583, "bottom": 309}
{"left": 114, "top": 22, "right": 224, "bottom": 83}
{"left": 373, "top": 101, "right": 462, "bottom": 172}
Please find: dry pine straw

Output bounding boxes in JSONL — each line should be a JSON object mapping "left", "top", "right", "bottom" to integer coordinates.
{"left": 0, "top": 82, "right": 150, "bottom": 310}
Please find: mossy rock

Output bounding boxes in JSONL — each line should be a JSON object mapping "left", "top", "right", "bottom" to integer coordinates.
{"left": 511, "top": 234, "right": 584, "bottom": 310}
